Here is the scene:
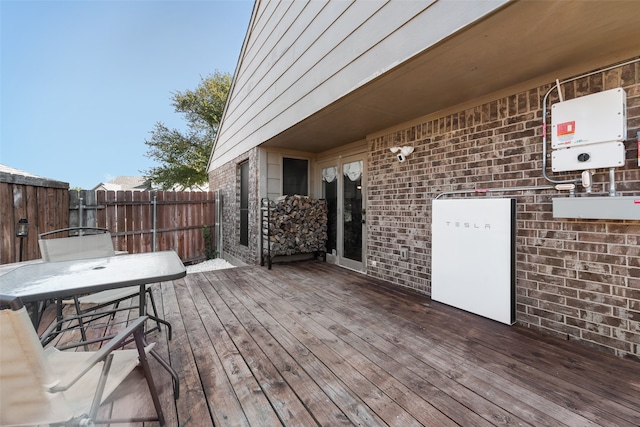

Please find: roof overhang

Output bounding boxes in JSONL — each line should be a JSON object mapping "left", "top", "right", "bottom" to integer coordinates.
{"left": 261, "top": 0, "right": 640, "bottom": 152}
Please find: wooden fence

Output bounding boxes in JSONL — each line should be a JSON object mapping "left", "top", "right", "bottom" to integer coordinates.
{"left": 72, "top": 190, "right": 217, "bottom": 264}
{"left": 0, "top": 172, "right": 69, "bottom": 264}
{"left": 1, "top": 183, "right": 216, "bottom": 264}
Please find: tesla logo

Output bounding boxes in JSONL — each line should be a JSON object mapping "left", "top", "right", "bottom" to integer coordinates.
{"left": 445, "top": 221, "right": 491, "bottom": 230}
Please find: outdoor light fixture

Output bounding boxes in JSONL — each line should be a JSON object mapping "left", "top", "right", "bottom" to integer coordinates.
{"left": 390, "top": 146, "right": 415, "bottom": 162}
{"left": 16, "top": 218, "right": 29, "bottom": 237}
{"left": 16, "top": 218, "right": 29, "bottom": 262}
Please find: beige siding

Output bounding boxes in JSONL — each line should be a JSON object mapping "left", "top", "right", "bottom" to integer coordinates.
{"left": 209, "top": 0, "right": 508, "bottom": 171}
{"left": 266, "top": 151, "right": 281, "bottom": 200}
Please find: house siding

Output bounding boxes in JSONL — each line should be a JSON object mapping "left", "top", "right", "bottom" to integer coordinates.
{"left": 367, "top": 60, "right": 640, "bottom": 358}
{"left": 209, "top": 0, "right": 507, "bottom": 170}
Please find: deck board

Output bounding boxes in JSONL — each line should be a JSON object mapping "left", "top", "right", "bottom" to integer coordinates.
{"left": 42, "top": 260, "right": 640, "bottom": 426}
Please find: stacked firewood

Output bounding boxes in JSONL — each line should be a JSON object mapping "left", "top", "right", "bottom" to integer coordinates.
{"left": 264, "top": 195, "right": 328, "bottom": 256}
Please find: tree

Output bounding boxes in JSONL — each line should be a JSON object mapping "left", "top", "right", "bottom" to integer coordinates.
{"left": 143, "top": 71, "right": 232, "bottom": 189}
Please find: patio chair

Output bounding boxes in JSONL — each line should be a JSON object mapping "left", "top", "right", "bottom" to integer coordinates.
{"left": 38, "top": 227, "right": 119, "bottom": 262}
{"left": 0, "top": 294, "right": 165, "bottom": 426}
{"left": 38, "top": 227, "right": 169, "bottom": 343}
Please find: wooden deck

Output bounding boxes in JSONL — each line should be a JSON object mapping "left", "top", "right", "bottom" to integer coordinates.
{"left": 45, "top": 261, "right": 640, "bottom": 426}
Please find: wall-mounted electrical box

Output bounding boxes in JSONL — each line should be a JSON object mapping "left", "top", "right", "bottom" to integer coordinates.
{"left": 553, "top": 196, "right": 640, "bottom": 220}
{"left": 551, "top": 88, "right": 626, "bottom": 149}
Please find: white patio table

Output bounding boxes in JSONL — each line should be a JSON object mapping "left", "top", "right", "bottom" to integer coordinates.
{"left": 0, "top": 251, "right": 185, "bottom": 310}
{"left": 0, "top": 251, "right": 185, "bottom": 397}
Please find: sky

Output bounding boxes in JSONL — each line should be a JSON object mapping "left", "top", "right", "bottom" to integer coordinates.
{"left": 1, "top": 0, "right": 254, "bottom": 189}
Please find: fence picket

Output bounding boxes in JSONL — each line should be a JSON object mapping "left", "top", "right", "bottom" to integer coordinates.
{"left": 116, "top": 191, "right": 127, "bottom": 252}
{"left": 141, "top": 191, "right": 152, "bottom": 253}
{"left": 96, "top": 190, "right": 107, "bottom": 227}
{"left": 124, "top": 191, "right": 134, "bottom": 254}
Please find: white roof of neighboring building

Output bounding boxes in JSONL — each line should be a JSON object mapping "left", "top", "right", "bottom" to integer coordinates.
{"left": 92, "top": 176, "right": 210, "bottom": 192}
{"left": 0, "top": 164, "right": 48, "bottom": 179}
{"left": 92, "top": 176, "right": 152, "bottom": 191}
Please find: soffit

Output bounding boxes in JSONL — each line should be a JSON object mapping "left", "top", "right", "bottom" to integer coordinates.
{"left": 261, "top": 0, "right": 640, "bottom": 152}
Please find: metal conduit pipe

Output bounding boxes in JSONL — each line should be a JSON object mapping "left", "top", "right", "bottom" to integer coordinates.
{"left": 435, "top": 185, "right": 556, "bottom": 200}
{"left": 540, "top": 57, "right": 640, "bottom": 185}
{"left": 541, "top": 87, "right": 580, "bottom": 185}
{"left": 609, "top": 168, "right": 617, "bottom": 197}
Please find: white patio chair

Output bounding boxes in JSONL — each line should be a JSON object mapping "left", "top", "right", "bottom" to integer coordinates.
{"left": 0, "top": 294, "right": 165, "bottom": 426}
{"left": 38, "top": 227, "right": 169, "bottom": 344}
{"left": 38, "top": 228, "right": 118, "bottom": 262}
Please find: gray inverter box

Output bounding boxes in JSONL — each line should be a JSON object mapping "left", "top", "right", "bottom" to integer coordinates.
{"left": 552, "top": 196, "right": 640, "bottom": 220}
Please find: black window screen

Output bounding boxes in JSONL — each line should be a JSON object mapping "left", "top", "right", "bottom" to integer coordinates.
{"left": 240, "top": 161, "right": 249, "bottom": 246}
{"left": 283, "top": 158, "right": 308, "bottom": 196}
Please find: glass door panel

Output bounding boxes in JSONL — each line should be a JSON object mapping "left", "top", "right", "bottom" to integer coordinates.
{"left": 342, "top": 160, "right": 363, "bottom": 263}
{"left": 322, "top": 166, "right": 338, "bottom": 257}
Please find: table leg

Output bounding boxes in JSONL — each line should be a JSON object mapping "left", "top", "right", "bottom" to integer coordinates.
{"left": 27, "top": 301, "right": 42, "bottom": 328}
{"left": 139, "top": 284, "right": 146, "bottom": 316}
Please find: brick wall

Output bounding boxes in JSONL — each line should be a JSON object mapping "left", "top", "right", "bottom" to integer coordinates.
{"left": 367, "top": 59, "right": 640, "bottom": 357}
{"left": 209, "top": 147, "right": 260, "bottom": 265}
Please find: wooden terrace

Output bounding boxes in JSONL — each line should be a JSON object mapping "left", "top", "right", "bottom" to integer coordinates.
{"left": 44, "top": 261, "right": 640, "bottom": 426}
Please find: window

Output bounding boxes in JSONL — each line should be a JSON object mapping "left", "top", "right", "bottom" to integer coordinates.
{"left": 282, "top": 158, "right": 308, "bottom": 196}
{"left": 239, "top": 161, "right": 249, "bottom": 246}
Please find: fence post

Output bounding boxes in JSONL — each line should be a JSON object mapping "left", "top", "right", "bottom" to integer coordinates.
{"left": 78, "top": 197, "right": 84, "bottom": 233}
{"left": 152, "top": 194, "right": 157, "bottom": 252}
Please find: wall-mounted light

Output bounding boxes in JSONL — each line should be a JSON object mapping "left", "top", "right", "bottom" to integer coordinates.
{"left": 16, "top": 218, "right": 29, "bottom": 262}
{"left": 16, "top": 218, "right": 29, "bottom": 237}
{"left": 390, "top": 146, "right": 414, "bottom": 162}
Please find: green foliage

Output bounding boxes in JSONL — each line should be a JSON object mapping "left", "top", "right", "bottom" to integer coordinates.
{"left": 143, "top": 71, "right": 232, "bottom": 190}
{"left": 202, "top": 225, "right": 217, "bottom": 260}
